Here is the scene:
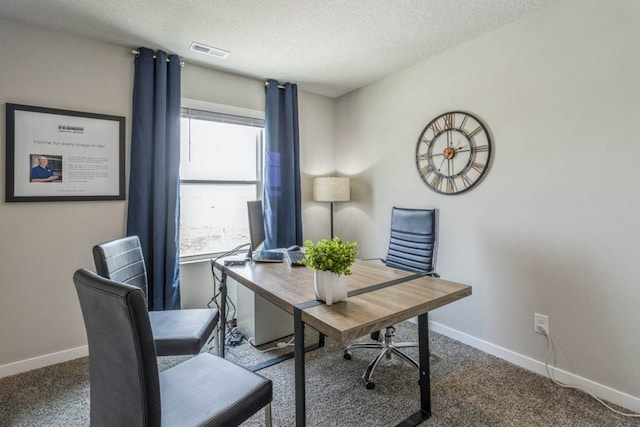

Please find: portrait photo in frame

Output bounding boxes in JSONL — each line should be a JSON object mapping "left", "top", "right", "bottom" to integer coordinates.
{"left": 5, "top": 103, "right": 125, "bottom": 202}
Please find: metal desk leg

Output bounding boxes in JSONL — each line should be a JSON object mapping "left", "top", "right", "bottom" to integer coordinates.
{"left": 397, "top": 312, "right": 431, "bottom": 427}
{"left": 294, "top": 307, "right": 306, "bottom": 426}
{"left": 417, "top": 312, "right": 432, "bottom": 417}
{"left": 219, "top": 270, "right": 227, "bottom": 359}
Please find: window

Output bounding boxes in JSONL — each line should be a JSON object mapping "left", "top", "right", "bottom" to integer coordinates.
{"left": 179, "top": 107, "right": 264, "bottom": 258}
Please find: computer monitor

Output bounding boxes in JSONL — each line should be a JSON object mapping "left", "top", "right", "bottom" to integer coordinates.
{"left": 247, "top": 200, "right": 266, "bottom": 261}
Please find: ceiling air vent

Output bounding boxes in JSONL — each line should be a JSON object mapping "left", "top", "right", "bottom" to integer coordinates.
{"left": 189, "top": 42, "right": 229, "bottom": 59}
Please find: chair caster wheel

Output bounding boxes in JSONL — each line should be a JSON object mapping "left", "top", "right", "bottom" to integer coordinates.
{"left": 343, "top": 352, "right": 352, "bottom": 360}
{"left": 365, "top": 381, "right": 375, "bottom": 390}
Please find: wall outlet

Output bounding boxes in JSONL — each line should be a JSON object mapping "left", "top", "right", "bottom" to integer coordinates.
{"left": 534, "top": 313, "right": 549, "bottom": 334}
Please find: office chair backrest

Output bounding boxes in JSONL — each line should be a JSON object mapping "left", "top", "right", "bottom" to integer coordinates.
{"left": 385, "top": 207, "right": 438, "bottom": 273}
{"left": 73, "top": 268, "right": 161, "bottom": 427}
{"left": 93, "top": 235, "right": 148, "bottom": 300}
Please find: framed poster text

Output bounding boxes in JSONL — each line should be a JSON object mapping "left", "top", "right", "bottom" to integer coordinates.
{"left": 5, "top": 103, "right": 125, "bottom": 202}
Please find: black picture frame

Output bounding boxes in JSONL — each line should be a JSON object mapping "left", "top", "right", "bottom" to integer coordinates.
{"left": 5, "top": 103, "right": 125, "bottom": 202}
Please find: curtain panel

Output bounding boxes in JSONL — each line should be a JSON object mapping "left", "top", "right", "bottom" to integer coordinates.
{"left": 127, "top": 47, "right": 181, "bottom": 311}
{"left": 263, "top": 79, "right": 303, "bottom": 249}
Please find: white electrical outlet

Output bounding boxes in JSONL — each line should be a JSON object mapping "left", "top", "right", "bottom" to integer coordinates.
{"left": 534, "top": 313, "right": 548, "bottom": 334}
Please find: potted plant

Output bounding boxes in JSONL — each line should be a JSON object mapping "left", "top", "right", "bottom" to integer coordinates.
{"left": 300, "top": 237, "right": 358, "bottom": 305}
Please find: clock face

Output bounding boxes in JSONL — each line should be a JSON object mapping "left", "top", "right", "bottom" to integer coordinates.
{"left": 415, "top": 111, "right": 492, "bottom": 195}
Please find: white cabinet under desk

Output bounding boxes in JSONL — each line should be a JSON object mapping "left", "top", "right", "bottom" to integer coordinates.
{"left": 236, "top": 282, "right": 294, "bottom": 346}
{"left": 179, "top": 259, "right": 293, "bottom": 346}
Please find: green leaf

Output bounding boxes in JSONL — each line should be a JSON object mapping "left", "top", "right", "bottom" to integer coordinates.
{"left": 300, "top": 237, "right": 358, "bottom": 275}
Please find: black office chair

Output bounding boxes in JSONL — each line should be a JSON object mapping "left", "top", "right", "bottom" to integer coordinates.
{"left": 93, "top": 235, "right": 219, "bottom": 356}
{"left": 73, "top": 268, "right": 272, "bottom": 427}
{"left": 343, "top": 207, "right": 438, "bottom": 389}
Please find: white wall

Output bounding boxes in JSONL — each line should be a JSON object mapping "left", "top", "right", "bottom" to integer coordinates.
{"left": 335, "top": 0, "right": 640, "bottom": 410}
{"left": 0, "top": 18, "right": 334, "bottom": 376}
{"left": 0, "top": 19, "right": 131, "bottom": 374}
{"left": 298, "top": 90, "right": 337, "bottom": 241}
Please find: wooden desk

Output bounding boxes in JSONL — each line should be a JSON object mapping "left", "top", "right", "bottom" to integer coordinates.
{"left": 215, "top": 259, "right": 471, "bottom": 426}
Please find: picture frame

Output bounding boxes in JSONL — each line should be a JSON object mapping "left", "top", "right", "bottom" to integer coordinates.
{"left": 5, "top": 103, "right": 125, "bottom": 202}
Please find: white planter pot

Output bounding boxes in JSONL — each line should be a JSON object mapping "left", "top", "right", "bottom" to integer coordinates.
{"left": 314, "top": 270, "right": 348, "bottom": 305}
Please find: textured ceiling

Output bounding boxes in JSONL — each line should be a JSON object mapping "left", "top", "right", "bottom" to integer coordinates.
{"left": 0, "top": 0, "right": 560, "bottom": 98}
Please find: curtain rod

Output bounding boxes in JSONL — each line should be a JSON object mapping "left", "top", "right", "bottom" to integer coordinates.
{"left": 131, "top": 49, "right": 185, "bottom": 67}
{"left": 264, "top": 81, "right": 286, "bottom": 89}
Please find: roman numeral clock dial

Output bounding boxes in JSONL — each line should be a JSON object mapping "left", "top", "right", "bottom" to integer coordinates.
{"left": 415, "top": 111, "right": 492, "bottom": 195}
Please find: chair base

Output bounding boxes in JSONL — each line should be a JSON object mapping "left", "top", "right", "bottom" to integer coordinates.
{"left": 343, "top": 326, "right": 419, "bottom": 389}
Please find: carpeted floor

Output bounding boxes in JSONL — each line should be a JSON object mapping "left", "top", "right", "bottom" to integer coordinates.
{"left": 0, "top": 322, "right": 637, "bottom": 426}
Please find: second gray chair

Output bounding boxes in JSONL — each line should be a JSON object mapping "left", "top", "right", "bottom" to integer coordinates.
{"left": 343, "top": 207, "right": 438, "bottom": 389}
{"left": 93, "top": 235, "right": 219, "bottom": 356}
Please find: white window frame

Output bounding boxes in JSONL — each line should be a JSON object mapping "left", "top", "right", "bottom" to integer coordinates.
{"left": 179, "top": 99, "right": 265, "bottom": 261}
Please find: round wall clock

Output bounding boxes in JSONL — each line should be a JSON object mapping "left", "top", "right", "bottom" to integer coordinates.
{"left": 415, "top": 111, "right": 492, "bottom": 195}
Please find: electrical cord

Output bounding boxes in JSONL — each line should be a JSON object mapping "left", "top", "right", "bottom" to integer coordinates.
{"left": 206, "top": 243, "right": 250, "bottom": 349}
{"left": 541, "top": 328, "right": 640, "bottom": 418}
{"left": 207, "top": 243, "right": 250, "bottom": 316}
{"left": 208, "top": 281, "right": 237, "bottom": 332}
{"left": 208, "top": 243, "right": 250, "bottom": 302}
{"left": 225, "top": 326, "right": 245, "bottom": 346}
{"left": 247, "top": 336, "right": 295, "bottom": 352}
{"left": 223, "top": 295, "right": 237, "bottom": 328}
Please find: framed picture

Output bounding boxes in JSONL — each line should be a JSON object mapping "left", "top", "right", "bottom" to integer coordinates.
{"left": 5, "top": 103, "right": 125, "bottom": 202}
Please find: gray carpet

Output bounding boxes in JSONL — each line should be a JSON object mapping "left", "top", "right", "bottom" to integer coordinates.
{"left": 0, "top": 322, "right": 637, "bottom": 426}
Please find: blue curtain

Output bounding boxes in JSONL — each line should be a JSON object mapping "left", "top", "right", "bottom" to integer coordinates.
{"left": 263, "top": 79, "right": 303, "bottom": 249}
{"left": 127, "top": 47, "right": 181, "bottom": 311}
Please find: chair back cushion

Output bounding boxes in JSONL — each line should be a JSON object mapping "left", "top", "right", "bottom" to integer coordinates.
{"left": 73, "top": 268, "right": 161, "bottom": 427}
{"left": 385, "top": 207, "right": 438, "bottom": 273}
{"left": 93, "top": 235, "right": 148, "bottom": 299}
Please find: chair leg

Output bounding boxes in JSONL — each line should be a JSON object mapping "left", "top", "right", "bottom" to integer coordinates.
{"left": 205, "top": 331, "right": 217, "bottom": 354}
{"left": 343, "top": 339, "right": 384, "bottom": 360}
{"left": 265, "top": 403, "right": 272, "bottom": 427}
{"left": 390, "top": 347, "right": 419, "bottom": 370}
{"left": 345, "top": 326, "right": 421, "bottom": 389}
{"left": 393, "top": 341, "right": 418, "bottom": 349}
{"left": 363, "top": 346, "right": 390, "bottom": 386}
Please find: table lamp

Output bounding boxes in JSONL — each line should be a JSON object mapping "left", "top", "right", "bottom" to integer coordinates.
{"left": 313, "top": 176, "right": 350, "bottom": 238}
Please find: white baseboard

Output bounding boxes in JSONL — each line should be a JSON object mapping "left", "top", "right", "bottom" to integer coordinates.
{"left": 0, "top": 345, "right": 88, "bottom": 379}
{"left": 2, "top": 322, "right": 639, "bottom": 415}
{"left": 428, "top": 320, "right": 640, "bottom": 414}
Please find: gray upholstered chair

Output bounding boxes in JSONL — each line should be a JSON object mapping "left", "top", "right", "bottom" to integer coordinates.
{"left": 73, "top": 268, "right": 272, "bottom": 427}
{"left": 93, "top": 235, "right": 219, "bottom": 356}
{"left": 343, "top": 207, "right": 439, "bottom": 389}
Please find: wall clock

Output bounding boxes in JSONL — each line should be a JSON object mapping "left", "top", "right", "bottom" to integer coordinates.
{"left": 415, "top": 111, "right": 492, "bottom": 195}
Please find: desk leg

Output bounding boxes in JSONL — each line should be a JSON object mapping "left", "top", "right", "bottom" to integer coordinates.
{"left": 294, "top": 307, "right": 306, "bottom": 427}
{"left": 219, "top": 270, "right": 227, "bottom": 359}
{"left": 417, "top": 312, "right": 431, "bottom": 417}
{"left": 396, "top": 312, "right": 431, "bottom": 427}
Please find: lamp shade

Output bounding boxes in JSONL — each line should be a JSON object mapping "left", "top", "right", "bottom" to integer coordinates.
{"left": 313, "top": 177, "right": 350, "bottom": 202}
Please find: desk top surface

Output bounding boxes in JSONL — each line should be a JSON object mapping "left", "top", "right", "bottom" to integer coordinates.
{"left": 216, "top": 259, "right": 471, "bottom": 343}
